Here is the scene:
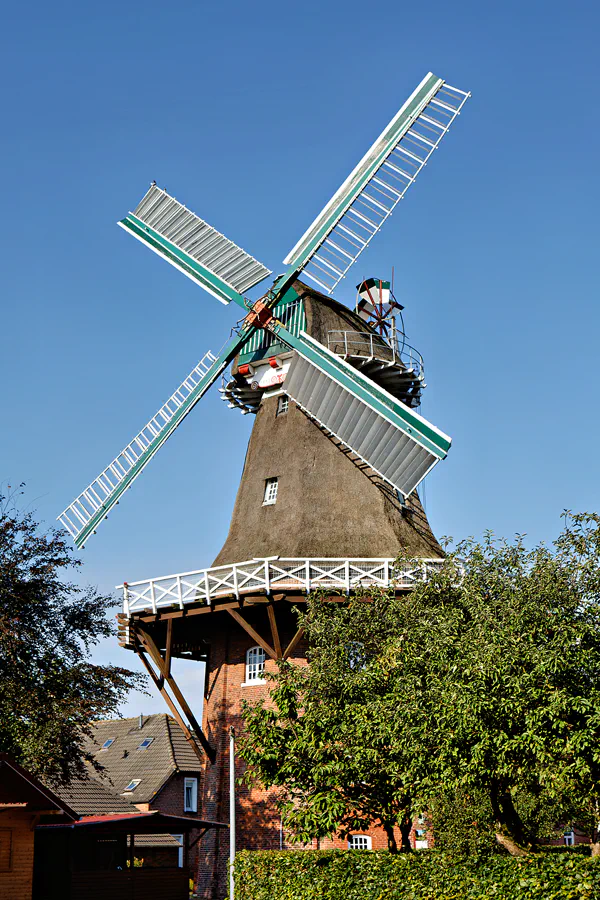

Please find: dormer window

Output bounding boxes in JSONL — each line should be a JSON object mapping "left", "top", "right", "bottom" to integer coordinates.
{"left": 263, "top": 478, "right": 278, "bottom": 505}
{"left": 123, "top": 779, "right": 141, "bottom": 793}
{"left": 100, "top": 739, "right": 115, "bottom": 751}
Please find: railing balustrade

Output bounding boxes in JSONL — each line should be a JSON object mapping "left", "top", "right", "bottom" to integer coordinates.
{"left": 120, "top": 557, "right": 445, "bottom": 615}
{"left": 327, "top": 331, "right": 424, "bottom": 379}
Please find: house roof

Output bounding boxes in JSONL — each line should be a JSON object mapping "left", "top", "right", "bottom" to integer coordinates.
{"left": 0, "top": 755, "right": 77, "bottom": 821}
{"left": 37, "top": 810, "right": 226, "bottom": 834}
{"left": 52, "top": 773, "right": 137, "bottom": 816}
{"left": 83, "top": 714, "right": 202, "bottom": 804}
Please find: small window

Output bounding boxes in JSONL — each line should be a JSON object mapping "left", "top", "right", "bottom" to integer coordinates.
{"left": 123, "top": 779, "right": 141, "bottom": 793}
{"left": 0, "top": 830, "right": 13, "bottom": 872}
{"left": 564, "top": 830, "right": 575, "bottom": 846}
{"left": 347, "top": 641, "right": 366, "bottom": 670}
{"left": 184, "top": 777, "right": 198, "bottom": 813}
{"left": 263, "top": 477, "right": 278, "bottom": 505}
{"left": 137, "top": 738, "right": 154, "bottom": 750}
{"left": 348, "top": 834, "right": 372, "bottom": 850}
{"left": 100, "top": 738, "right": 115, "bottom": 750}
{"left": 245, "top": 646, "right": 266, "bottom": 684}
{"left": 276, "top": 395, "right": 289, "bottom": 417}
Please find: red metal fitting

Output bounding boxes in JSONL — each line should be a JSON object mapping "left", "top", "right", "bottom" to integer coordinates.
{"left": 245, "top": 300, "right": 273, "bottom": 329}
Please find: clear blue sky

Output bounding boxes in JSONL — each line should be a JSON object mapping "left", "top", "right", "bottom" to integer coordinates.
{"left": 2, "top": 0, "right": 599, "bottom": 716}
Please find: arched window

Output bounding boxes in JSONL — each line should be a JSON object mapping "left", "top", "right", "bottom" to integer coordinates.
{"left": 348, "top": 834, "right": 372, "bottom": 850}
{"left": 244, "top": 646, "right": 266, "bottom": 684}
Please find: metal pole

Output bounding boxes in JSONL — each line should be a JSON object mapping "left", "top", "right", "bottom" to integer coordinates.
{"left": 229, "top": 726, "right": 235, "bottom": 900}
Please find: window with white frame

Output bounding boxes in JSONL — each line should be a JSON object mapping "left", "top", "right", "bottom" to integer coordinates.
{"left": 415, "top": 828, "right": 428, "bottom": 850}
{"left": 245, "top": 646, "right": 266, "bottom": 684}
{"left": 276, "top": 395, "right": 289, "bottom": 417}
{"left": 263, "top": 477, "right": 278, "bottom": 505}
{"left": 564, "top": 830, "right": 575, "bottom": 846}
{"left": 348, "top": 834, "right": 372, "bottom": 850}
{"left": 123, "top": 779, "right": 141, "bottom": 793}
{"left": 184, "top": 777, "right": 198, "bottom": 813}
{"left": 171, "top": 833, "right": 184, "bottom": 867}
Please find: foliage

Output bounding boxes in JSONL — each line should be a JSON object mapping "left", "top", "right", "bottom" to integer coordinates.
{"left": 238, "top": 587, "right": 422, "bottom": 851}
{"left": 405, "top": 512, "right": 600, "bottom": 849}
{"left": 0, "top": 489, "right": 144, "bottom": 784}
{"left": 234, "top": 849, "right": 600, "bottom": 900}
{"left": 239, "top": 512, "right": 600, "bottom": 852}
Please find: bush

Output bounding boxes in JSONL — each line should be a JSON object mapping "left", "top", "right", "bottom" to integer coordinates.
{"left": 234, "top": 849, "right": 600, "bottom": 900}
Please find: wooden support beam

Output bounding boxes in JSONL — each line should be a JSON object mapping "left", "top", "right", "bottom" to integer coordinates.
{"left": 267, "top": 604, "right": 282, "bottom": 659}
{"left": 283, "top": 626, "right": 305, "bottom": 660}
{"left": 136, "top": 598, "right": 249, "bottom": 624}
{"left": 135, "top": 627, "right": 216, "bottom": 763}
{"left": 227, "top": 609, "right": 277, "bottom": 660}
{"left": 164, "top": 618, "right": 173, "bottom": 678}
{"left": 135, "top": 646, "right": 207, "bottom": 766}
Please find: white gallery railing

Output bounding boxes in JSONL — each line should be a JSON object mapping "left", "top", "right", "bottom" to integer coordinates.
{"left": 120, "top": 557, "right": 445, "bottom": 615}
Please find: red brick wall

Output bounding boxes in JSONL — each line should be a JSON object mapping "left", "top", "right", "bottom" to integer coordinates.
{"left": 150, "top": 773, "right": 202, "bottom": 884}
{"left": 0, "top": 810, "right": 35, "bottom": 900}
{"left": 195, "top": 605, "right": 430, "bottom": 899}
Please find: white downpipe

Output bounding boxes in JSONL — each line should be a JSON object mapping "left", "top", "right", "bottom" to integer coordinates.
{"left": 230, "top": 726, "right": 236, "bottom": 900}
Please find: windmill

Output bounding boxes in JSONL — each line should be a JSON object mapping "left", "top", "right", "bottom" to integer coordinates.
{"left": 58, "top": 72, "right": 470, "bottom": 550}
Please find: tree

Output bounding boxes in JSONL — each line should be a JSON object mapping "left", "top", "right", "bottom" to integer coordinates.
{"left": 239, "top": 513, "right": 600, "bottom": 855}
{"left": 239, "top": 588, "right": 428, "bottom": 852}
{"left": 406, "top": 513, "right": 600, "bottom": 854}
{"left": 0, "top": 489, "right": 143, "bottom": 784}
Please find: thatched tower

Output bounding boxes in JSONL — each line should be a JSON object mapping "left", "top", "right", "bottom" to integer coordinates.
{"left": 214, "top": 281, "right": 442, "bottom": 564}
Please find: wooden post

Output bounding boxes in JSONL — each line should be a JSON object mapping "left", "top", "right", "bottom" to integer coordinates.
{"left": 267, "top": 604, "right": 282, "bottom": 659}
{"left": 135, "top": 642, "right": 215, "bottom": 764}
{"left": 227, "top": 609, "right": 276, "bottom": 659}
{"left": 283, "top": 627, "right": 305, "bottom": 660}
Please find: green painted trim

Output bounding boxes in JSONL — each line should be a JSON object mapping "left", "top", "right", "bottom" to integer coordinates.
{"left": 73, "top": 328, "right": 254, "bottom": 548}
{"left": 278, "top": 73, "right": 442, "bottom": 297}
{"left": 273, "top": 324, "right": 451, "bottom": 458}
{"left": 121, "top": 215, "right": 248, "bottom": 310}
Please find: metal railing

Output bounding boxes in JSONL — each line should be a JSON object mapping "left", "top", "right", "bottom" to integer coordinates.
{"left": 327, "top": 331, "right": 424, "bottom": 378}
{"left": 120, "top": 557, "right": 445, "bottom": 615}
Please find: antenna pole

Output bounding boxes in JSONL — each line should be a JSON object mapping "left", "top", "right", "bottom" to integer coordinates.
{"left": 229, "top": 726, "right": 236, "bottom": 900}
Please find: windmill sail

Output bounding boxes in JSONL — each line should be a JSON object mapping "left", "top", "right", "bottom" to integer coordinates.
{"left": 58, "top": 330, "right": 253, "bottom": 548}
{"left": 277, "top": 327, "right": 450, "bottom": 498}
{"left": 283, "top": 73, "right": 469, "bottom": 295}
{"left": 119, "top": 185, "right": 270, "bottom": 307}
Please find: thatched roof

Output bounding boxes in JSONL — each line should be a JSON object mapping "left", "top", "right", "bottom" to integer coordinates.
{"left": 213, "top": 283, "right": 443, "bottom": 564}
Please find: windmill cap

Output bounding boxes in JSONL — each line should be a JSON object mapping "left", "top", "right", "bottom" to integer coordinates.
{"left": 356, "top": 277, "right": 391, "bottom": 292}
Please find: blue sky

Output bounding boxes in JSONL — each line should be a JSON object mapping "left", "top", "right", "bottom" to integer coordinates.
{"left": 2, "top": 0, "right": 599, "bottom": 716}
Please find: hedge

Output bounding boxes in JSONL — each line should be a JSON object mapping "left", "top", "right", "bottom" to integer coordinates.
{"left": 234, "top": 849, "right": 600, "bottom": 900}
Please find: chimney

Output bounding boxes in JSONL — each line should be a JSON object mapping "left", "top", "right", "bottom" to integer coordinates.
{"left": 139, "top": 713, "right": 144, "bottom": 729}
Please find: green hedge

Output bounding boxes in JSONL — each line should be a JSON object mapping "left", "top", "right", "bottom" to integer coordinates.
{"left": 234, "top": 849, "right": 599, "bottom": 900}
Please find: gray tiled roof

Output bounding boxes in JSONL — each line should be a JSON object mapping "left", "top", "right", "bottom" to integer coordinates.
{"left": 53, "top": 773, "right": 137, "bottom": 816}
{"left": 84, "top": 714, "right": 202, "bottom": 804}
{"left": 132, "top": 833, "right": 182, "bottom": 847}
